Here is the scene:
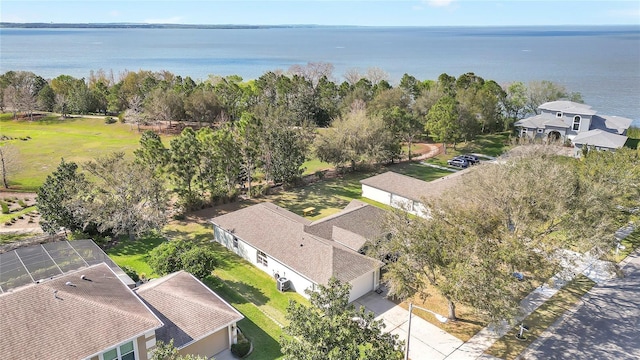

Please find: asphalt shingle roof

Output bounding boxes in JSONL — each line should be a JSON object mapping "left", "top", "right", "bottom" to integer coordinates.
{"left": 135, "top": 271, "right": 243, "bottom": 348}
{"left": 0, "top": 263, "right": 162, "bottom": 360}
{"left": 306, "top": 200, "right": 387, "bottom": 250}
{"left": 211, "top": 202, "right": 382, "bottom": 285}
{"left": 360, "top": 171, "right": 469, "bottom": 203}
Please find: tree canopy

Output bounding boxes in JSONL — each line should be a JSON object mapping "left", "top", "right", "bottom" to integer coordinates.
{"left": 281, "top": 277, "right": 403, "bottom": 360}
{"left": 381, "top": 146, "right": 633, "bottom": 324}
{"left": 37, "top": 155, "right": 168, "bottom": 240}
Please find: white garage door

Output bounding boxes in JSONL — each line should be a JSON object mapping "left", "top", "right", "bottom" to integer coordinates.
{"left": 349, "top": 271, "right": 374, "bottom": 303}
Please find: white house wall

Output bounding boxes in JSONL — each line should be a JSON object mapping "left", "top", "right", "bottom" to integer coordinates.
{"left": 361, "top": 185, "right": 391, "bottom": 206}
{"left": 348, "top": 270, "right": 376, "bottom": 303}
{"left": 212, "top": 225, "right": 315, "bottom": 298}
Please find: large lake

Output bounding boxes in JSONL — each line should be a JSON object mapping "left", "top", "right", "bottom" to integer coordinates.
{"left": 1, "top": 26, "right": 639, "bottom": 124}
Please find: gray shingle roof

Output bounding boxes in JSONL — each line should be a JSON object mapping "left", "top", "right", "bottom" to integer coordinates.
{"left": 135, "top": 271, "right": 243, "bottom": 348}
{"left": 539, "top": 101, "right": 597, "bottom": 116}
{"left": 0, "top": 263, "right": 162, "bottom": 360}
{"left": 305, "top": 200, "right": 387, "bottom": 250}
{"left": 360, "top": 171, "right": 469, "bottom": 203}
{"left": 572, "top": 129, "right": 628, "bottom": 149}
{"left": 211, "top": 202, "right": 382, "bottom": 285}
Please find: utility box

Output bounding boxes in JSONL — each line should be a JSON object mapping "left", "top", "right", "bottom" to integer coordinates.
{"left": 277, "top": 277, "right": 290, "bottom": 292}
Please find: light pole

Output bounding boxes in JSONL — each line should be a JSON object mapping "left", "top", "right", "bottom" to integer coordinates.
{"left": 405, "top": 302, "right": 448, "bottom": 360}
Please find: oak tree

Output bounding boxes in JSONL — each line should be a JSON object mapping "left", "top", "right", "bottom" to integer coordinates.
{"left": 281, "top": 277, "right": 403, "bottom": 360}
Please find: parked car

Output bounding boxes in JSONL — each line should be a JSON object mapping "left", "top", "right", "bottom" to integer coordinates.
{"left": 459, "top": 154, "right": 480, "bottom": 165}
{"left": 447, "top": 158, "right": 469, "bottom": 168}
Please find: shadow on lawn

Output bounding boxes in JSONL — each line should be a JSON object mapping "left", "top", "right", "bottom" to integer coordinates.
{"left": 163, "top": 227, "right": 211, "bottom": 244}
{"left": 237, "top": 317, "right": 283, "bottom": 360}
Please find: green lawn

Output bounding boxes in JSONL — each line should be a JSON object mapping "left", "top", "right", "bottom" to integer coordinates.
{"left": 302, "top": 158, "right": 333, "bottom": 175}
{"left": 0, "top": 113, "right": 172, "bottom": 191}
{"left": 106, "top": 233, "right": 166, "bottom": 278}
{"left": 484, "top": 275, "right": 596, "bottom": 360}
{"left": 272, "top": 162, "right": 451, "bottom": 220}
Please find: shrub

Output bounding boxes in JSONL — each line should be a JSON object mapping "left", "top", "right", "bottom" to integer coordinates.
{"left": 1, "top": 202, "right": 9, "bottom": 214}
{"left": 231, "top": 338, "right": 251, "bottom": 358}
{"left": 18, "top": 200, "right": 26, "bottom": 207}
{"left": 121, "top": 265, "right": 140, "bottom": 282}
{"left": 148, "top": 240, "right": 218, "bottom": 279}
{"left": 181, "top": 246, "right": 218, "bottom": 279}
{"left": 147, "top": 240, "right": 193, "bottom": 275}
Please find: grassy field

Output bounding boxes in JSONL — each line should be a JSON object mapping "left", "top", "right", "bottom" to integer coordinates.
{"left": 1, "top": 113, "right": 167, "bottom": 191}
{"left": 1, "top": 112, "right": 443, "bottom": 191}
{"left": 484, "top": 275, "right": 596, "bottom": 360}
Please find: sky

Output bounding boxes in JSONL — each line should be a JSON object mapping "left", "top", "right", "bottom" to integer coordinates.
{"left": 1, "top": 0, "right": 639, "bottom": 27}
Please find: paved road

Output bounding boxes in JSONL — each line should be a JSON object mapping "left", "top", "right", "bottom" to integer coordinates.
{"left": 523, "top": 251, "right": 640, "bottom": 360}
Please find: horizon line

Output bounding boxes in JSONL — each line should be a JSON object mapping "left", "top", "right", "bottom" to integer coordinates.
{"left": 1, "top": 22, "right": 639, "bottom": 28}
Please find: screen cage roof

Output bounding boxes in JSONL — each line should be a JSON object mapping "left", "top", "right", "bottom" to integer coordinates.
{"left": 0, "top": 240, "right": 134, "bottom": 293}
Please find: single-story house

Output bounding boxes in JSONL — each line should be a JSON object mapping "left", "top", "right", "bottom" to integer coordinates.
{"left": 210, "top": 201, "right": 384, "bottom": 303}
{"left": 136, "top": 271, "right": 244, "bottom": 358}
{"left": 514, "top": 101, "right": 632, "bottom": 155}
{"left": 0, "top": 241, "right": 243, "bottom": 360}
{"left": 360, "top": 171, "right": 469, "bottom": 217}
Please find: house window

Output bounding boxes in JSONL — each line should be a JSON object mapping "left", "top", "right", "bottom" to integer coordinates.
{"left": 102, "top": 341, "right": 135, "bottom": 360}
{"left": 257, "top": 250, "right": 268, "bottom": 266}
{"left": 233, "top": 237, "right": 238, "bottom": 249}
{"left": 573, "top": 115, "right": 581, "bottom": 131}
{"left": 556, "top": 112, "right": 563, "bottom": 118}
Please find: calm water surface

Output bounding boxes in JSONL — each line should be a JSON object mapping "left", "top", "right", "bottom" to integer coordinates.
{"left": 1, "top": 26, "right": 639, "bottom": 124}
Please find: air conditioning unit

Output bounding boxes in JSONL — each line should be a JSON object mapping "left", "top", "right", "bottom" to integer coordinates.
{"left": 277, "top": 277, "right": 290, "bottom": 292}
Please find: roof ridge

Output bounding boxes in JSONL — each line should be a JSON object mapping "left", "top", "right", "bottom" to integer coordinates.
{"left": 136, "top": 270, "right": 184, "bottom": 291}
{"left": 43, "top": 279, "right": 160, "bottom": 328}
{"left": 308, "top": 201, "right": 369, "bottom": 226}
{"left": 259, "top": 202, "right": 310, "bottom": 225}
{"left": 142, "top": 280, "right": 239, "bottom": 318}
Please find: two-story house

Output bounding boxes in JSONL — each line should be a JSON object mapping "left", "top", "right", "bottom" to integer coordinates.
{"left": 514, "top": 101, "right": 632, "bottom": 155}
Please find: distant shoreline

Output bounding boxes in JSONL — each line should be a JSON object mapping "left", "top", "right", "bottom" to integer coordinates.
{"left": 1, "top": 23, "right": 638, "bottom": 30}
{"left": 0, "top": 23, "right": 336, "bottom": 29}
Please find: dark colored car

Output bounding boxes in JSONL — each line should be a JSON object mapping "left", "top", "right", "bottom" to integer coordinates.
{"left": 459, "top": 154, "right": 480, "bottom": 165}
{"left": 447, "top": 158, "right": 469, "bottom": 168}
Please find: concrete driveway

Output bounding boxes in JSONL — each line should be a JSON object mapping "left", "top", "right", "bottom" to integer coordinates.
{"left": 522, "top": 250, "right": 640, "bottom": 359}
{"left": 354, "top": 291, "right": 464, "bottom": 360}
